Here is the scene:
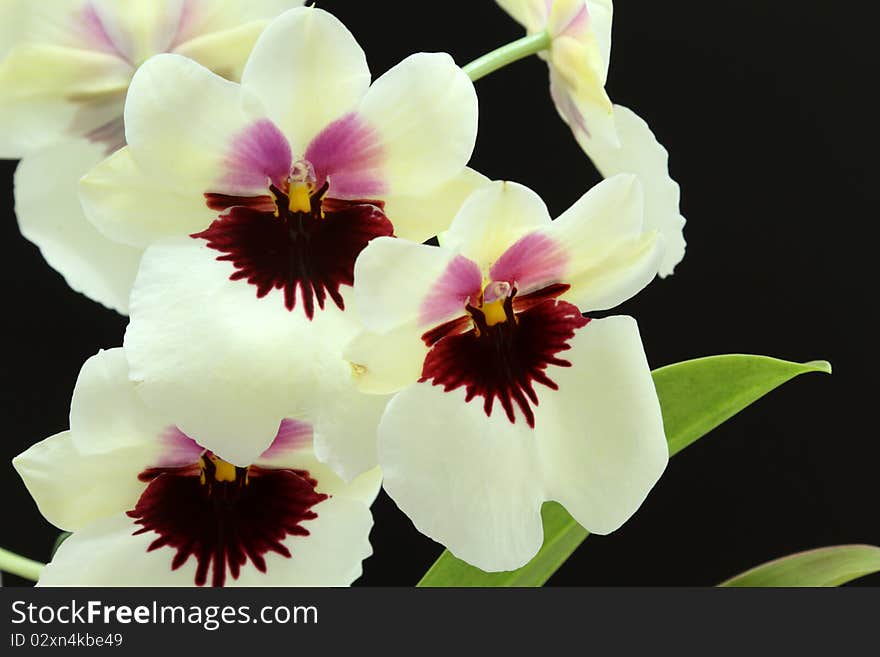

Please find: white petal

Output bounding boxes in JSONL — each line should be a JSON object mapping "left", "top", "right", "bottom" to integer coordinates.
{"left": 232, "top": 495, "right": 373, "bottom": 586}
{"left": 548, "top": 49, "right": 617, "bottom": 149}
{"left": 241, "top": 6, "right": 370, "bottom": 154}
{"left": 172, "top": 21, "right": 269, "bottom": 83}
{"left": 357, "top": 52, "right": 478, "bottom": 197}
{"left": 441, "top": 180, "right": 552, "bottom": 269}
{"left": 353, "top": 236, "right": 466, "bottom": 334}
{"left": 0, "top": 1, "right": 25, "bottom": 60}
{"left": 173, "top": 0, "right": 306, "bottom": 40}
{"left": 344, "top": 325, "right": 428, "bottom": 395}
{"left": 379, "top": 383, "right": 545, "bottom": 572}
{"left": 536, "top": 316, "right": 668, "bottom": 534}
{"left": 333, "top": 466, "right": 383, "bottom": 507}
{"left": 254, "top": 431, "right": 383, "bottom": 506}
{"left": 311, "top": 377, "right": 391, "bottom": 482}
{"left": 40, "top": 495, "right": 373, "bottom": 587}
{"left": 546, "top": 174, "right": 663, "bottom": 311}
{"left": 125, "top": 237, "right": 361, "bottom": 467}
{"left": 79, "top": 146, "right": 216, "bottom": 249}
{"left": 293, "top": 459, "right": 383, "bottom": 509}
{"left": 584, "top": 104, "right": 686, "bottom": 277}
{"left": 384, "top": 167, "right": 490, "bottom": 244}
{"left": 13, "top": 432, "right": 153, "bottom": 533}
{"left": 87, "top": 0, "right": 186, "bottom": 62}
{"left": 0, "top": 44, "right": 130, "bottom": 157}
{"left": 587, "top": 0, "right": 614, "bottom": 82}
{"left": 124, "top": 53, "right": 260, "bottom": 192}
{"left": 39, "top": 514, "right": 202, "bottom": 586}
{"left": 544, "top": 0, "right": 613, "bottom": 82}
{"left": 5, "top": 1, "right": 128, "bottom": 52}
{"left": 15, "top": 139, "right": 142, "bottom": 314}
{"left": 69, "top": 348, "right": 172, "bottom": 454}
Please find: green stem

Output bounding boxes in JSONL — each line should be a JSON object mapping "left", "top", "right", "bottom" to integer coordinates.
{"left": 463, "top": 31, "right": 552, "bottom": 82}
{"left": 0, "top": 547, "right": 45, "bottom": 582}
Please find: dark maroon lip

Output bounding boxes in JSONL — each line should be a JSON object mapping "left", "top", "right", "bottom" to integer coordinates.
{"left": 419, "top": 287, "right": 589, "bottom": 428}
{"left": 195, "top": 183, "right": 393, "bottom": 319}
{"left": 129, "top": 458, "right": 327, "bottom": 587}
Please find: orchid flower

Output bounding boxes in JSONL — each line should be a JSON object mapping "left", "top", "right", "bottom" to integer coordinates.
{"left": 76, "top": 6, "right": 482, "bottom": 472}
{"left": 13, "top": 348, "right": 380, "bottom": 586}
{"left": 346, "top": 177, "right": 668, "bottom": 571}
{"left": 493, "top": 0, "right": 686, "bottom": 277}
{"left": 0, "top": 0, "right": 307, "bottom": 313}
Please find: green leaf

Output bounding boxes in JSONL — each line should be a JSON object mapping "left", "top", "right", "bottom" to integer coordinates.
{"left": 719, "top": 545, "right": 880, "bottom": 587}
{"left": 417, "top": 355, "right": 831, "bottom": 587}
{"left": 655, "top": 356, "right": 831, "bottom": 458}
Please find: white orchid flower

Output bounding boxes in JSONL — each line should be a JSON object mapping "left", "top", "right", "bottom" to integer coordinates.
{"left": 0, "top": 0, "right": 308, "bottom": 313}
{"left": 346, "top": 176, "right": 668, "bottom": 571}
{"left": 13, "top": 348, "right": 381, "bottom": 587}
{"left": 76, "top": 6, "right": 482, "bottom": 471}
{"left": 496, "top": 0, "right": 686, "bottom": 277}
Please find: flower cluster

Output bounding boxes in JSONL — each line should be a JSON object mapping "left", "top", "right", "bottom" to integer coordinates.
{"left": 3, "top": 1, "right": 686, "bottom": 585}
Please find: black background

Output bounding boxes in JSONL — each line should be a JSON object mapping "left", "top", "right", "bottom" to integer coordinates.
{"left": 1, "top": 1, "right": 877, "bottom": 586}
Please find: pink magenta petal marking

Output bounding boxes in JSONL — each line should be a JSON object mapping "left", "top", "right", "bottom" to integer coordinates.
{"left": 157, "top": 427, "right": 205, "bottom": 467}
{"left": 419, "top": 255, "right": 483, "bottom": 327}
{"left": 170, "top": 0, "right": 199, "bottom": 49}
{"left": 77, "top": 3, "right": 133, "bottom": 62}
{"left": 260, "top": 419, "right": 314, "bottom": 460}
{"left": 561, "top": 4, "right": 590, "bottom": 38}
{"left": 490, "top": 232, "right": 568, "bottom": 295}
{"left": 550, "top": 74, "right": 591, "bottom": 138}
{"left": 304, "top": 113, "right": 386, "bottom": 200}
{"left": 221, "top": 119, "right": 293, "bottom": 193}
{"left": 552, "top": 2, "right": 590, "bottom": 38}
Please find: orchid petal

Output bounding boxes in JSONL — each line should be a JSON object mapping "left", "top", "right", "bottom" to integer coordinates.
{"left": 536, "top": 316, "right": 668, "bottom": 534}
{"left": 241, "top": 6, "right": 370, "bottom": 155}
{"left": 584, "top": 105, "right": 686, "bottom": 277}
{"left": 16, "top": 139, "right": 141, "bottom": 313}
{"left": 546, "top": 174, "right": 663, "bottom": 311}
{"left": 357, "top": 52, "right": 478, "bottom": 197}
{"left": 379, "top": 383, "right": 546, "bottom": 572}
{"left": 124, "top": 237, "right": 362, "bottom": 467}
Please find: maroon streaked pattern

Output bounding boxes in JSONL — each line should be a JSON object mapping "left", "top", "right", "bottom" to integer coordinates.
{"left": 195, "top": 184, "right": 393, "bottom": 318}
{"left": 204, "top": 193, "right": 275, "bottom": 213}
{"left": 421, "top": 283, "right": 572, "bottom": 348}
{"left": 129, "top": 458, "right": 327, "bottom": 588}
{"left": 420, "top": 292, "right": 589, "bottom": 427}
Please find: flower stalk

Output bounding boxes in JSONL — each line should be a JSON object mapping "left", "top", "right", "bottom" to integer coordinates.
{"left": 463, "top": 31, "right": 552, "bottom": 82}
{"left": 0, "top": 546, "right": 44, "bottom": 582}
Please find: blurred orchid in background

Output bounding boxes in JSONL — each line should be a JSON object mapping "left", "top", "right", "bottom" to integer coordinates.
{"left": 495, "top": 0, "right": 686, "bottom": 276}
{"left": 0, "top": 0, "right": 307, "bottom": 312}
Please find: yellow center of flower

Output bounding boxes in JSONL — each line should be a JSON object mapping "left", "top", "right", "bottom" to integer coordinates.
{"left": 481, "top": 298, "right": 509, "bottom": 327}
{"left": 199, "top": 453, "right": 246, "bottom": 486}
{"left": 288, "top": 181, "right": 314, "bottom": 214}
{"left": 469, "top": 281, "right": 516, "bottom": 337}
